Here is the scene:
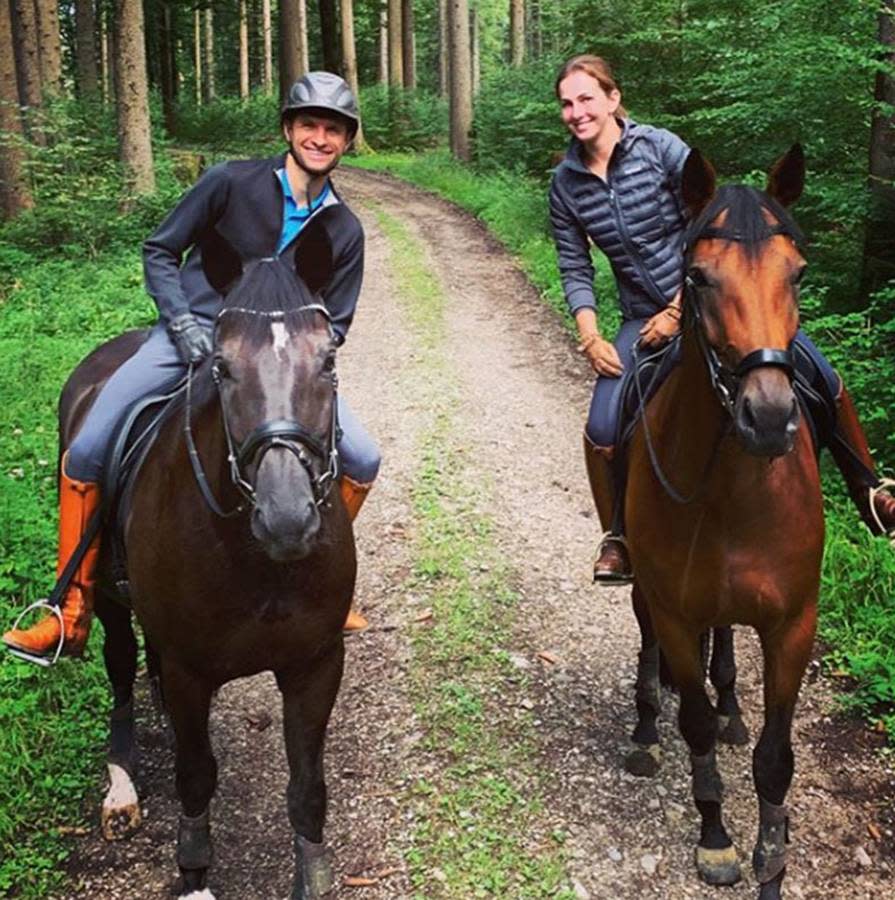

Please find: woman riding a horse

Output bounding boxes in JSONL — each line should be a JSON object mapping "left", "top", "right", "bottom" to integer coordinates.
{"left": 4, "top": 71, "right": 378, "bottom": 663}
{"left": 549, "top": 54, "right": 895, "bottom": 583}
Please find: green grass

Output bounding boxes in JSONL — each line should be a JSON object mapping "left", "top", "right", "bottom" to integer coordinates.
{"left": 0, "top": 247, "right": 156, "bottom": 896}
{"left": 375, "top": 206, "right": 575, "bottom": 897}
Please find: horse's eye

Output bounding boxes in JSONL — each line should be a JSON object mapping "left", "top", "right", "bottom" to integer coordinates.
{"left": 322, "top": 355, "right": 335, "bottom": 373}
{"left": 687, "top": 267, "right": 710, "bottom": 289}
{"left": 213, "top": 359, "right": 231, "bottom": 380}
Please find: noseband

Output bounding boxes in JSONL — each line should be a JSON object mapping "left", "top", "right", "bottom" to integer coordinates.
{"left": 184, "top": 303, "right": 340, "bottom": 519}
{"left": 684, "top": 223, "right": 796, "bottom": 417}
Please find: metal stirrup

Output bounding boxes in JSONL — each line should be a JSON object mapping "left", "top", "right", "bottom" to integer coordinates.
{"left": 869, "top": 477, "right": 895, "bottom": 543}
{"left": 5, "top": 601, "right": 65, "bottom": 667}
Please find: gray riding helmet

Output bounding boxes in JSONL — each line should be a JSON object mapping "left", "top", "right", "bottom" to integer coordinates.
{"left": 281, "top": 72, "right": 360, "bottom": 137}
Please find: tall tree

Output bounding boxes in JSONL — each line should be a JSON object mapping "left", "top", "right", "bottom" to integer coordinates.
{"left": 34, "top": 0, "right": 63, "bottom": 95}
{"left": 11, "top": 0, "right": 43, "bottom": 120}
{"left": 75, "top": 0, "right": 99, "bottom": 97}
{"left": 340, "top": 0, "right": 365, "bottom": 147}
{"left": 510, "top": 0, "right": 524, "bottom": 66}
{"left": 204, "top": 4, "right": 216, "bottom": 102}
{"left": 280, "top": 0, "right": 309, "bottom": 99}
{"left": 378, "top": 1, "right": 387, "bottom": 84}
{"left": 318, "top": 0, "right": 340, "bottom": 72}
{"left": 114, "top": 0, "right": 155, "bottom": 195}
{"left": 194, "top": 7, "right": 202, "bottom": 105}
{"left": 401, "top": 0, "right": 416, "bottom": 89}
{"left": 448, "top": 0, "right": 471, "bottom": 160}
{"left": 438, "top": 0, "right": 448, "bottom": 96}
{"left": 239, "top": 0, "right": 250, "bottom": 97}
{"left": 261, "top": 0, "right": 272, "bottom": 93}
{"left": 862, "top": 0, "right": 895, "bottom": 297}
{"left": 0, "top": 0, "right": 33, "bottom": 217}
{"left": 387, "top": 0, "right": 403, "bottom": 88}
{"left": 158, "top": 3, "right": 177, "bottom": 133}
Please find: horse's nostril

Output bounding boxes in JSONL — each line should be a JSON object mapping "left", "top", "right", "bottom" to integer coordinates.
{"left": 742, "top": 396, "right": 756, "bottom": 429}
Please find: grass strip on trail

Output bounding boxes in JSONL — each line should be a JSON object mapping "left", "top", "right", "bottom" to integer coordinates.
{"left": 373, "top": 205, "right": 575, "bottom": 898}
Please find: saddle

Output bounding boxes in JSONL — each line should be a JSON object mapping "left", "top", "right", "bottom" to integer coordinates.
{"left": 101, "top": 380, "right": 188, "bottom": 600}
{"left": 614, "top": 335, "right": 838, "bottom": 455}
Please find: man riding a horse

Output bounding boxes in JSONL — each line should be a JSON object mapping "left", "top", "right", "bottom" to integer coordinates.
{"left": 4, "top": 71, "right": 378, "bottom": 664}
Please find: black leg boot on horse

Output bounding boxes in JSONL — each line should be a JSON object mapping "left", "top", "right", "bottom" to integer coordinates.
{"left": 583, "top": 434, "right": 633, "bottom": 583}
{"left": 340, "top": 475, "right": 374, "bottom": 632}
{"left": 3, "top": 451, "right": 101, "bottom": 662}
{"left": 830, "top": 387, "right": 895, "bottom": 542}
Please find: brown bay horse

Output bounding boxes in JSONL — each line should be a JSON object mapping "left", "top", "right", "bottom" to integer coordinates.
{"left": 625, "top": 145, "right": 822, "bottom": 899}
{"left": 70, "top": 240, "right": 354, "bottom": 899}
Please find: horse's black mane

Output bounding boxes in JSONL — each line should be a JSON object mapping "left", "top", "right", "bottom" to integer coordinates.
{"left": 685, "top": 184, "right": 806, "bottom": 260}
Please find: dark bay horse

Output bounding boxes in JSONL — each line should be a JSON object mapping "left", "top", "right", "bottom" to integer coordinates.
{"left": 625, "top": 145, "right": 823, "bottom": 899}
{"left": 67, "top": 238, "right": 354, "bottom": 899}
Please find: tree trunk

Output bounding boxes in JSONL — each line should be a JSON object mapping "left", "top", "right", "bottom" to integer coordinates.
{"left": 194, "top": 8, "right": 202, "bottom": 105}
{"left": 378, "top": 1, "right": 387, "bottom": 84}
{"left": 318, "top": 0, "right": 340, "bottom": 72}
{"left": 530, "top": 0, "right": 541, "bottom": 60}
{"left": 438, "top": 0, "right": 448, "bottom": 96}
{"left": 0, "top": 0, "right": 33, "bottom": 218}
{"left": 159, "top": 4, "right": 176, "bottom": 133}
{"left": 471, "top": 7, "right": 479, "bottom": 96}
{"left": 204, "top": 5, "right": 215, "bottom": 102}
{"left": 448, "top": 0, "right": 471, "bottom": 160}
{"left": 510, "top": 0, "right": 524, "bottom": 67}
{"left": 114, "top": 0, "right": 155, "bottom": 196}
{"left": 387, "top": 0, "right": 402, "bottom": 89}
{"left": 280, "top": 0, "right": 309, "bottom": 101}
{"left": 340, "top": 0, "right": 365, "bottom": 147}
{"left": 239, "top": 0, "right": 250, "bottom": 98}
{"left": 262, "top": 0, "right": 272, "bottom": 93}
{"left": 75, "top": 0, "right": 99, "bottom": 97}
{"left": 401, "top": 0, "right": 415, "bottom": 89}
{"left": 34, "top": 0, "right": 62, "bottom": 96}
{"left": 11, "top": 0, "right": 42, "bottom": 117}
{"left": 861, "top": 0, "right": 895, "bottom": 299}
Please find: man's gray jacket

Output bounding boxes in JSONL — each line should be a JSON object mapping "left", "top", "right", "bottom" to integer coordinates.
{"left": 549, "top": 119, "right": 689, "bottom": 321}
{"left": 143, "top": 153, "right": 364, "bottom": 343}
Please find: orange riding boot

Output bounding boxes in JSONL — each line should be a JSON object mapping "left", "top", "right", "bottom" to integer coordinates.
{"left": 3, "top": 453, "right": 101, "bottom": 662}
{"left": 340, "top": 475, "right": 374, "bottom": 632}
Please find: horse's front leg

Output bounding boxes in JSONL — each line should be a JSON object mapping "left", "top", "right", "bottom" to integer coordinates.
{"left": 95, "top": 590, "right": 141, "bottom": 840}
{"left": 653, "top": 609, "right": 741, "bottom": 886}
{"left": 163, "top": 658, "right": 217, "bottom": 900}
{"left": 752, "top": 605, "right": 817, "bottom": 900}
{"left": 625, "top": 582, "right": 663, "bottom": 776}
{"left": 277, "top": 639, "right": 344, "bottom": 900}
{"left": 711, "top": 626, "right": 750, "bottom": 746}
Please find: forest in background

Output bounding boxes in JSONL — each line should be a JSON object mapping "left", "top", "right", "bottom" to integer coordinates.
{"left": 0, "top": 1, "right": 893, "bottom": 894}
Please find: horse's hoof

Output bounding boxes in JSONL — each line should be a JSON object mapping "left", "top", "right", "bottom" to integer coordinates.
{"left": 757, "top": 867, "right": 785, "bottom": 900}
{"left": 718, "top": 714, "right": 750, "bottom": 746}
{"left": 293, "top": 836, "right": 333, "bottom": 899}
{"left": 624, "top": 742, "right": 661, "bottom": 777}
{"left": 101, "top": 763, "right": 141, "bottom": 841}
{"left": 178, "top": 891, "right": 216, "bottom": 900}
{"left": 696, "top": 845, "right": 742, "bottom": 885}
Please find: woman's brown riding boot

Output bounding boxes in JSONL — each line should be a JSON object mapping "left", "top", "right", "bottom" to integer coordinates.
{"left": 3, "top": 453, "right": 101, "bottom": 660}
{"left": 831, "top": 388, "right": 895, "bottom": 540}
{"left": 583, "top": 434, "right": 633, "bottom": 583}
{"left": 340, "top": 476, "right": 374, "bottom": 631}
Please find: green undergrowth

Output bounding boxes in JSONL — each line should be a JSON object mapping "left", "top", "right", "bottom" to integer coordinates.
{"left": 0, "top": 210, "right": 158, "bottom": 896}
{"left": 374, "top": 206, "right": 574, "bottom": 897}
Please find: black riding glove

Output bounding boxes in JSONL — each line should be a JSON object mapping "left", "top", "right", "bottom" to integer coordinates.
{"left": 168, "top": 313, "right": 213, "bottom": 365}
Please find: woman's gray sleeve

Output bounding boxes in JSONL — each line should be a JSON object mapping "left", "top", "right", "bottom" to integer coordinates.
{"left": 658, "top": 129, "right": 691, "bottom": 223}
{"left": 549, "top": 179, "right": 596, "bottom": 315}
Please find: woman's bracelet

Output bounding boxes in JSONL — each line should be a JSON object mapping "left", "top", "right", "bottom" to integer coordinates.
{"left": 663, "top": 305, "right": 681, "bottom": 321}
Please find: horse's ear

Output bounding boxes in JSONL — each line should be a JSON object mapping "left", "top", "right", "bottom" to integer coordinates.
{"left": 681, "top": 149, "right": 716, "bottom": 219}
{"left": 766, "top": 143, "right": 804, "bottom": 208}
{"left": 201, "top": 228, "right": 243, "bottom": 295}
{"left": 293, "top": 216, "right": 334, "bottom": 296}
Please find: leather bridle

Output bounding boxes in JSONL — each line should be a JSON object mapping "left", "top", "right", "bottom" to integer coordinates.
{"left": 184, "top": 303, "right": 340, "bottom": 519}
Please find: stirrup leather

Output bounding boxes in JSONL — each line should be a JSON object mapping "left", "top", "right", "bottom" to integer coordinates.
{"left": 869, "top": 477, "right": 895, "bottom": 543}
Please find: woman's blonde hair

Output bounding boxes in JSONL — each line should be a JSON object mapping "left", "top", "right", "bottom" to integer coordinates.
{"left": 555, "top": 55, "right": 628, "bottom": 118}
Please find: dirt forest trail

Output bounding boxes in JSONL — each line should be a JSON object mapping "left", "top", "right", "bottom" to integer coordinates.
{"left": 61, "top": 169, "right": 893, "bottom": 900}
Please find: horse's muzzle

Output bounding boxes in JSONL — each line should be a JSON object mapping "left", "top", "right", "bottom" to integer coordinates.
{"left": 734, "top": 369, "right": 800, "bottom": 458}
{"left": 250, "top": 454, "right": 321, "bottom": 561}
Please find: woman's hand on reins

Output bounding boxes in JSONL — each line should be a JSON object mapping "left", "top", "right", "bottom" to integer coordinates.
{"left": 578, "top": 332, "right": 624, "bottom": 377}
{"left": 639, "top": 304, "right": 681, "bottom": 349}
